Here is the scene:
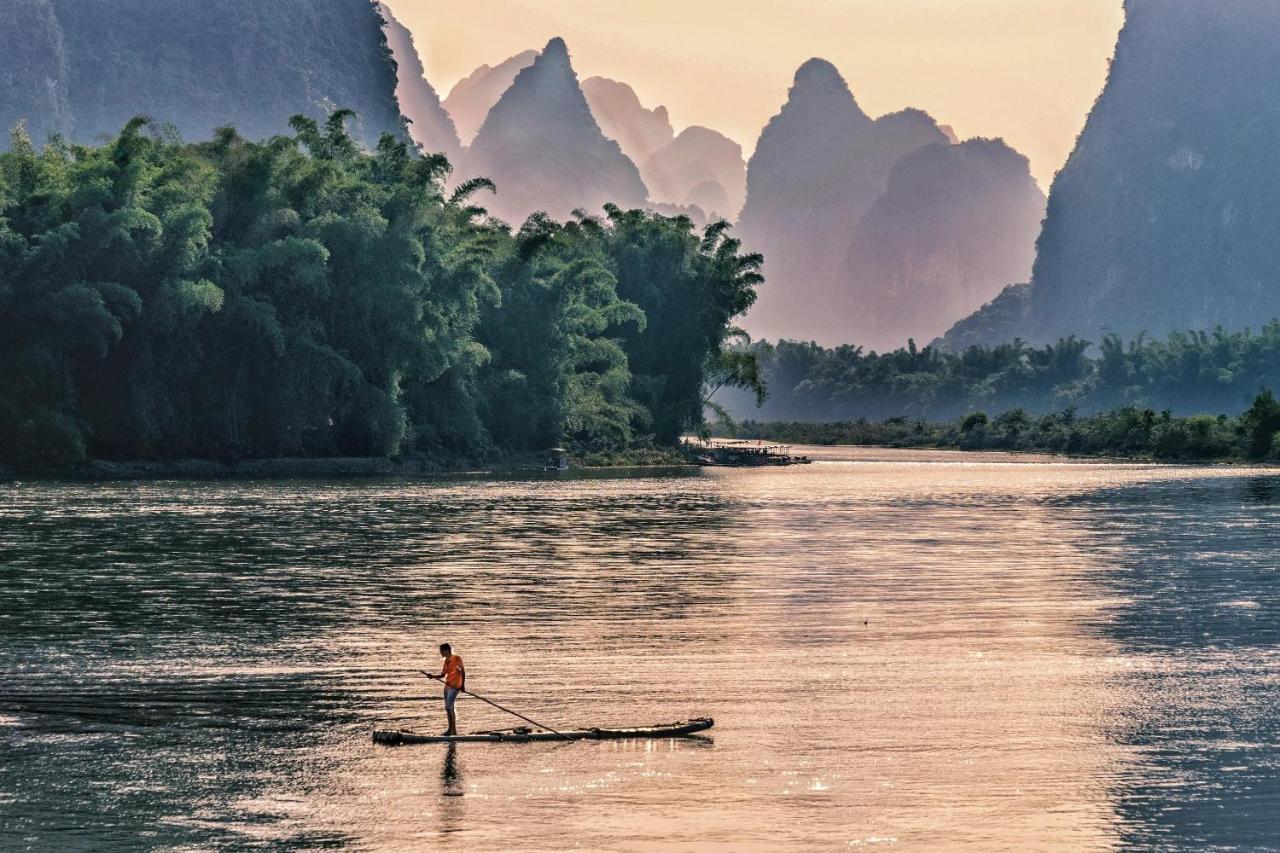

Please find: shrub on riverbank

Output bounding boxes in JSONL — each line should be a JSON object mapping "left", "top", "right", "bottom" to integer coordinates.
{"left": 727, "top": 393, "right": 1280, "bottom": 463}
{"left": 573, "top": 446, "right": 687, "bottom": 468}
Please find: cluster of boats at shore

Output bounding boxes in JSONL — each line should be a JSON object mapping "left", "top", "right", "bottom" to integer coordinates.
{"left": 682, "top": 439, "right": 813, "bottom": 467}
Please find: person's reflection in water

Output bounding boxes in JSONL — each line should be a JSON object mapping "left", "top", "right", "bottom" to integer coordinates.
{"left": 441, "top": 742, "right": 464, "bottom": 798}
{"left": 437, "top": 742, "right": 465, "bottom": 838}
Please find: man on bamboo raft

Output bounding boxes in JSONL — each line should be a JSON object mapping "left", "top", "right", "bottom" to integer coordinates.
{"left": 428, "top": 643, "right": 466, "bottom": 736}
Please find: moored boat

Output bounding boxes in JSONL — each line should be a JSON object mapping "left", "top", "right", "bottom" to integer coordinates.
{"left": 683, "top": 438, "right": 812, "bottom": 466}
{"left": 373, "top": 717, "right": 713, "bottom": 745}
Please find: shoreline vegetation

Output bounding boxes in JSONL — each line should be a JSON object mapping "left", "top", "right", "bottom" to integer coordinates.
{"left": 14, "top": 392, "right": 1280, "bottom": 482}
{"left": 716, "top": 329, "right": 1280, "bottom": 424}
{"left": 10, "top": 116, "right": 1280, "bottom": 481}
{"left": 724, "top": 391, "right": 1280, "bottom": 464}
{"left": 0, "top": 115, "right": 764, "bottom": 476}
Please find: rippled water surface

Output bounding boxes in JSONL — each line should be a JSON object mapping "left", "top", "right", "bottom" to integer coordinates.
{"left": 4, "top": 448, "right": 1280, "bottom": 850}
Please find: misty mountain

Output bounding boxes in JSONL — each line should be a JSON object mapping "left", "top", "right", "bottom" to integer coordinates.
{"left": 463, "top": 38, "right": 648, "bottom": 223}
{"left": 0, "top": 0, "right": 405, "bottom": 148}
{"left": 737, "top": 59, "right": 952, "bottom": 345}
{"left": 581, "top": 77, "right": 745, "bottom": 221}
{"left": 943, "top": 0, "right": 1280, "bottom": 349}
{"left": 581, "top": 76, "right": 674, "bottom": 167}
{"left": 378, "top": 3, "right": 460, "bottom": 159}
{"left": 442, "top": 50, "right": 537, "bottom": 145}
{"left": 839, "top": 138, "right": 1045, "bottom": 350}
{"left": 643, "top": 126, "right": 747, "bottom": 220}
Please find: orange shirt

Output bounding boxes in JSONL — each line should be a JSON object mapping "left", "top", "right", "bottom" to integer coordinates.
{"left": 442, "top": 654, "right": 464, "bottom": 689}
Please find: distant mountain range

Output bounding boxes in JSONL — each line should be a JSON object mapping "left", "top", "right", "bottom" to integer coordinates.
{"left": 430, "top": 3, "right": 1280, "bottom": 351}
{"left": 416, "top": 45, "right": 1044, "bottom": 348}
{"left": 941, "top": 0, "right": 1280, "bottom": 350}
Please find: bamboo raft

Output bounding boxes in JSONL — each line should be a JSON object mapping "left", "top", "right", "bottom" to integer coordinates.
{"left": 373, "top": 717, "right": 714, "bottom": 745}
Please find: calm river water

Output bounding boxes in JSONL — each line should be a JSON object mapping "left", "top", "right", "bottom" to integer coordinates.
{"left": 3, "top": 448, "right": 1280, "bottom": 850}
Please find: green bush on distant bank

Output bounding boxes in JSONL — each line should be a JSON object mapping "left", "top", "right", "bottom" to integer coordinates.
{"left": 0, "top": 115, "right": 762, "bottom": 470}
{"left": 727, "top": 391, "right": 1280, "bottom": 463}
{"left": 573, "top": 446, "right": 687, "bottom": 468}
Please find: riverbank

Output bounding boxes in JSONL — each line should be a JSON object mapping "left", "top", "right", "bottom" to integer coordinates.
{"left": 725, "top": 397, "right": 1280, "bottom": 464}
{"left": 0, "top": 447, "right": 693, "bottom": 483}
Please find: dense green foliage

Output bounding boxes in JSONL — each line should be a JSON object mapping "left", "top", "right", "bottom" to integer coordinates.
{"left": 717, "top": 328, "right": 1280, "bottom": 424}
{"left": 0, "top": 117, "right": 761, "bottom": 469}
{"left": 731, "top": 391, "right": 1280, "bottom": 462}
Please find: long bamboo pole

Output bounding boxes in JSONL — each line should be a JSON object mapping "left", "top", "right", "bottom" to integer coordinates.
{"left": 421, "top": 671, "right": 571, "bottom": 740}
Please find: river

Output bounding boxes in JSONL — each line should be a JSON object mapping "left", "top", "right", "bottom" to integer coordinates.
{"left": 3, "top": 448, "right": 1279, "bottom": 850}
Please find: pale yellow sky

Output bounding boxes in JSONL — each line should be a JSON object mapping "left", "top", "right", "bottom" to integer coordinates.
{"left": 385, "top": 0, "right": 1124, "bottom": 188}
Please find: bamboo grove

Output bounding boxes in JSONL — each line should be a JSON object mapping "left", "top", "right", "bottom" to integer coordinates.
{"left": 0, "top": 114, "right": 764, "bottom": 468}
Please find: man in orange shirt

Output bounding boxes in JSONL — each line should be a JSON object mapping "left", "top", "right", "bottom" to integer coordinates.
{"left": 431, "top": 643, "right": 466, "bottom": 736}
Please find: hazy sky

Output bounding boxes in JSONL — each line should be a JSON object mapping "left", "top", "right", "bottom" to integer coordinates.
{"left": 386, "top": 0, "right": 1124, "bottom": 188}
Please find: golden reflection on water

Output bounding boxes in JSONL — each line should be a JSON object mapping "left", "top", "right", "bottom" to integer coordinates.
{"left": 4, "top": 448, "right": 1280, "bottom": 850}
{"left": 312, "top": 453, "right": 1259, "bottom": 850}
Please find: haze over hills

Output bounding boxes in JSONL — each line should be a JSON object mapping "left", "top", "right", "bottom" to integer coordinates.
{"left": 437, "top": 46, "right": 1045, "bottom": 346}
{"left": 378, "top": 3, "right": 460, "bottom": 159}
{"left": 840, "top": 138, "right": 1045, "bottom": 349}
{"left": 425, "top": 45, "right": 1046, "bottom": 346}
{"left": 643, "top": 126, "right": 747, "bottom": 220}
{"left": 0, "top": 0, "right": 405, "bottom": 148}
{"left": 581, "top": 77, "right": 674, "bottom": 167}
{"left": 581, "top": 78, "right": 746, "bottom": 219}
{"left": 463, "top": 38, "right": 649, "bottom": 223}
{"left": 943, "top": 0, "right": 1280, "bottom": 349}
{"left": 737, "top": 59, "right": 1033, "bottom": 347}
{"left": 736, "top": 58, "right": 885, "bottom": 343}
{"left": 441, "top": 50, "right": 537, "bottom": 145}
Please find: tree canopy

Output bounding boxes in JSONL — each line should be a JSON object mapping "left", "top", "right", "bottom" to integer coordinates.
{"left": 0, "top": 116, "right": 761, "bottom": 469}
{"left": 718, "top": 327, "right": 1280, "bottom": 424}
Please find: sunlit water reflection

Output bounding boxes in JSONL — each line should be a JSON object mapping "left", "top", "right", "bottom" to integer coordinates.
{"left": 3, "top": 448, "right": 1279, "bottom": 850}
